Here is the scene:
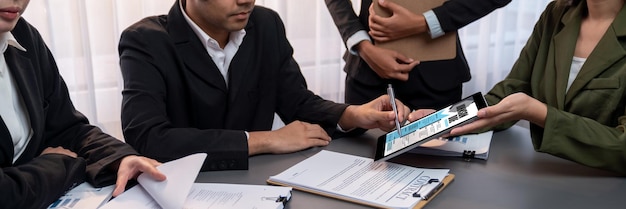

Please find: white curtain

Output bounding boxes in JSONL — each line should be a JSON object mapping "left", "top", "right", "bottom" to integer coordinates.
{"left": 22, "top": 0, "right": 552, "bottom": 139}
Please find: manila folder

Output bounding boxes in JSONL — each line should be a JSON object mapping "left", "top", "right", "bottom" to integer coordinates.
{"left": 373, "top": 0, "right": 456, "bottom": 61}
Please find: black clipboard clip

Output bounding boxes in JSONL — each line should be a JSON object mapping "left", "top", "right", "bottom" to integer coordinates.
{"left": 412, "top": 178, "right": 444, "bottom": 200}
{"left": 262, "top": 195, "right": 289, "bottom": 203}
{"left": 462, "top": 150, "right": 476, "bottom": 161}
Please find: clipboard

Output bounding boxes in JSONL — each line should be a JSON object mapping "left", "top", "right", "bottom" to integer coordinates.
{"left": 373, "top": 0, "right": 457, "bottom": 61}
{"left": 267, "top": 174, "right": 455, "bottom": 209}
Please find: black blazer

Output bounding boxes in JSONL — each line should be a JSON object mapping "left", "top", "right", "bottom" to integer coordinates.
{"left": 0, "top": 19, "right": 136, "bottom": 209}
{"left": 325, "top": 0, "right": 511, "bottom": 91}
{"left": 119, "top": 2, "right": 348, "bottom": 171}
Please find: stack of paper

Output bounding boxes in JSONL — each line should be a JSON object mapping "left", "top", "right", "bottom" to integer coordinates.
{"left": 99, "top": 153, "right": 292, "bottom": 209}
{"left": 100, "top": 153, "right": 207, "bottom": 209}
{"left": 50, "top": 153, "right": 292, "bottom": 209}
{"left": 409, "top": 131, "right": 494, "bottom": 160}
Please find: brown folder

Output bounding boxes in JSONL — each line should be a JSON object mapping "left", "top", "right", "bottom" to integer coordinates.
{"left": 373, "top": 0, "right": 456, "bottom": 61}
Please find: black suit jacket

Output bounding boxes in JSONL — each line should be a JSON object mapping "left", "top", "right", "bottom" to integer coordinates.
{"left": 0, "top": 18, "right": 136, "bottom": 209}
{"left": 119, "top": 2, "right": 348, "bottom": 171}
{"left": 325, "top": 0, "right": 511, "bottom": 106}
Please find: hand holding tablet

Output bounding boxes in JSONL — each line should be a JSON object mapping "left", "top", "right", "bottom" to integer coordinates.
{"left": 374, "top": 92, "right": 488, "bottom": 161}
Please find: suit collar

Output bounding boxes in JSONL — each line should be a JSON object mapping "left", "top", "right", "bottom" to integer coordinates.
{"left": 554, "top": 2, "right": 626, "bottom": 106}
{"left": 615, "top": 3, "right": 626, "bottom": 36}
{"left": 167, "top": 1, "right": 257, "bottom": 100}
{"left": 2, "top": 47, "right": 42, "bottom": 165}
{"left": 226, "top": 9, "right": 257, "bottom": 105}
{"left": 168, "top": 1, "right": 228, "bottom": 92}
{"left": 0, "top": 116, "right": 12, "bottom": 166}
{"left": 553, "top": 3, "right": 582, "bottom": 109}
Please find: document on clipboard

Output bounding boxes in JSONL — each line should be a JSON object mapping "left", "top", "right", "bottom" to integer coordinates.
{"left": 373, "top": 0, "right": 457, "bottom": 61}
{"left": 267, "top": 150, "right": 454, "bottom": 209}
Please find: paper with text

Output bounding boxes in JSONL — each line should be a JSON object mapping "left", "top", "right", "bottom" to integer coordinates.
{"left": 100, "top": 153, "right": 207, "bottom": 209}
{"left": 268, "top": 150, "right": 449, "bottom": 209}
{"left": 100, "top": 182, "right": 291, "bottom": 209}
{"left": 184, "top": 183, "right": 291, "bottom": 209}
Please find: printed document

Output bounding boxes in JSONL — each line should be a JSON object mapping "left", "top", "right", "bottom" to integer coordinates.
{"left": 99, "top": 153, "right": 292, "bottom": 209}
{"left": 100, "top": 153, "right": 207, "bottom": 209}
{"left": 268, "top": 150, "right": 449, "bottom": 209}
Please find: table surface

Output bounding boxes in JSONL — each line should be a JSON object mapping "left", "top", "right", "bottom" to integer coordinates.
{"left": 196, "top": 124, "right": 626, "bottom": 209}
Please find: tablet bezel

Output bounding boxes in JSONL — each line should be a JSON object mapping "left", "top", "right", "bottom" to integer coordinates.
{"left": 374, "top": 92, "right": 488, "bottom": 161}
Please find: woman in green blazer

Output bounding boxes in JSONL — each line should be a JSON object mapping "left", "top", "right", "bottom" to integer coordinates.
{"left": 411, "top": 0, "right": 626, "bottom": 174}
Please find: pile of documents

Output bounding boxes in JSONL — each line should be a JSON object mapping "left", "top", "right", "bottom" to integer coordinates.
{"left": 49, "top": 153, "right": 292, "bottom": 209}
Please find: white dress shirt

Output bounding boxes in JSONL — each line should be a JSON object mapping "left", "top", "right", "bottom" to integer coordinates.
{"left": 0, "top": 32, "right": 32, "bottom": 163}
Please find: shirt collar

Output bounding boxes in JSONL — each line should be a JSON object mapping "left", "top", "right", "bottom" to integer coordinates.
{"left": 0, "top": 32, "right": 27, "bottom": 74}
{"left": 1, "top": 32, "right": 27, "bottom": 53}
{"left": 179, "top": 1, "right": 246, "bottom": 50}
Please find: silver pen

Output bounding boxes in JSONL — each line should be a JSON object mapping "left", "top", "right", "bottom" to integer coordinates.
{"left": 387, "top": 84, "right": 402, "bottom": 136}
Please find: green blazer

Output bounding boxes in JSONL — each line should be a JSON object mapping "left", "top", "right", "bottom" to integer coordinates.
{"left": 486, "top": 1, "right": 626, "bottom": 174}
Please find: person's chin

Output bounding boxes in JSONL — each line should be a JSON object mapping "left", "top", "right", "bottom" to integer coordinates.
{"left": 0, "top": 22, "right": 17, "bottom": 33}
{"left": 228, "top": 22, "right": 248, "bottom": 31}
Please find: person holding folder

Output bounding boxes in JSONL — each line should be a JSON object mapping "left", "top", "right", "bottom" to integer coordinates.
{"left": 411, "top": 0, "right": 626, "bottom": 175}
{"left": 118, "top": 0, "right": 410, "bottom": 172}
{"left": 325, "top": 0, "right": 511, "bottom": 111}
{"left": 0, "top": 0, "right": 167, "bottom": 208}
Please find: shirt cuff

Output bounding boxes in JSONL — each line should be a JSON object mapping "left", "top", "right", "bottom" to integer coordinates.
{"left": 423, "top": 10, "right": 444, "bottom": 39}
{"left": 244, "top": 131, "right": 249, "bottom": 141}
{"left": 346, "top": 30, "right": 372, "bottom": 55}
{"left": 336, "top": 124, "right": 356, "bottom": 133}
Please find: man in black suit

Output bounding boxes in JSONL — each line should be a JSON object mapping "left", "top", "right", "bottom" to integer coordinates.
{"left": 325, "top": 0, "right": 511, "bottom": 110}
{"left": 0, "top": 0, "right": 166, "bottom": 208}
{"left": 119, "top": 0, "right": 409, "bottom": 172}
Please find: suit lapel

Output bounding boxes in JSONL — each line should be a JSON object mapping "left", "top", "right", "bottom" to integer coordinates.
{"left": 227, "top": 21, "right": 255, "bottom": 105}
{"left": 552, "top": 4, "right": 581, "bottom": 109}
{"left": 565, "top": 3, "right": 626, "bottom": 104}
{"left": 168, "top": 1, "right": 228, "bottom": 93}
{"left": 0, "top": 116, "right": 13, "bottom": 166}
{"left": 178, "top": 42, "right": 228, "bottom": 93}
{"left": 4, "top": 47, "right": 43, "bottom": 164}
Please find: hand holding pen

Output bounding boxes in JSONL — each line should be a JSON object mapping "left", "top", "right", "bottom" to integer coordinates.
{"left": 387, "top": 84, "right": 403, "bottom": 136}
{"left": 336, "top": 92, "right": 409, "bottom": 132}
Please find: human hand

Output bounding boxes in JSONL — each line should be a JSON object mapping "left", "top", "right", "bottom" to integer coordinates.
{"left": 369, "top": 0, "right": 428, "bottom": 42}
{"left": 112, "top": 155, "right": 166, "bottom": 197}
{"left": 41, "top": 146, "right": 77, "bottom": 158}
{"left": 450, "top": 93, "right": 547, "bottom": 136}
{"left": 248, "top": 121, "right": 331, "bottom": 155}
{"left": 407, "top": 109, "right": 436, "bottom": 122}
{"left": 339, "top": 94, "right": 410, "bottom": 131}
{"left": 358, "top": 41, "right": 420, "bottom": 81}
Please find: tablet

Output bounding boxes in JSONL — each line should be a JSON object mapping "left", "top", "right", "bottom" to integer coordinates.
{"left": 374, "top": 92, "right": 488, "bottom": 161}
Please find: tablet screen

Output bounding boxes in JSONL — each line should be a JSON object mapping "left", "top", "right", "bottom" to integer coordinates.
{"left": 374, "top": 92, "right": 487, "bottom": 161}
